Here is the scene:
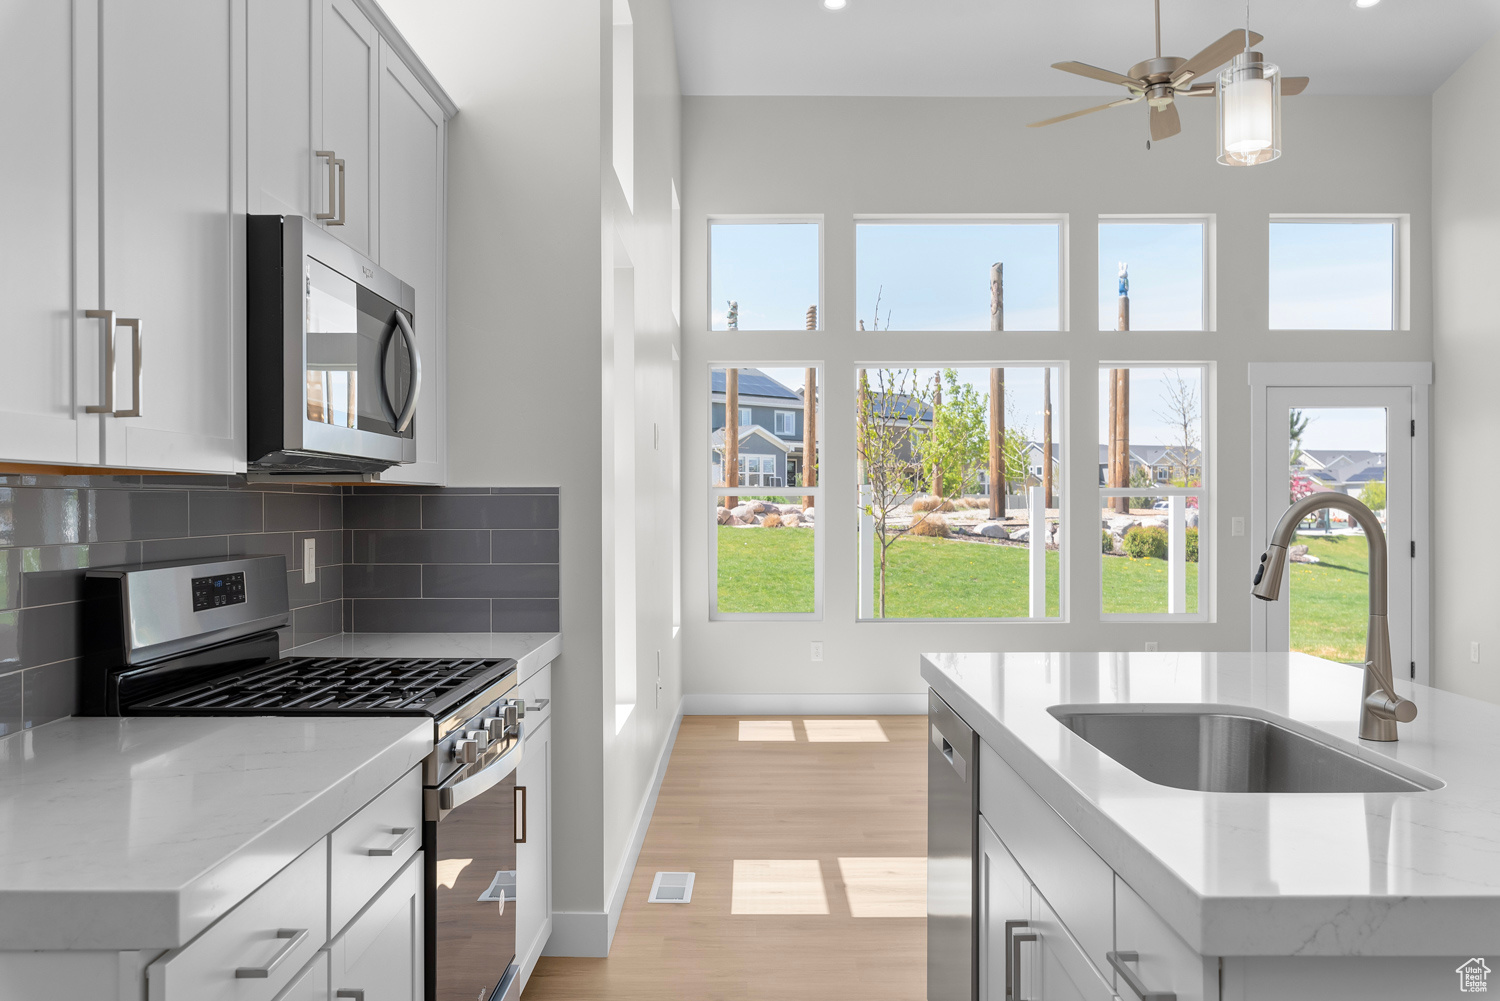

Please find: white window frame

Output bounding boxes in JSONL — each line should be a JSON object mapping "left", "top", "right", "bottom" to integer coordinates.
{"left": 774, "top": 410, "right": 795, "bottom": 435}
{"left": 709, "top": 362, "right": 823, "bottom": 622}
{"left": 1099, "top": 363, "right": 1212, "bottom": 623}
{"left": 852, "top": 214, "right": 1070, "bottom": 332}
{"left": 1268, "top": 214, "right": 1408, "bottom": 332}
{"left": 707, "top": 215, "right": 824, "bottom": 332}
{"left": 856, "top": 360, "right": 1068, "bottom": 623}
{"left": 739, "top": 407, "right": 752, "bottom": 427}
{"left": 1097, "top": 214, "right": 1215, "bottom": 333}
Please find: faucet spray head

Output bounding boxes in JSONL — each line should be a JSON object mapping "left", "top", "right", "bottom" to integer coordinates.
{"left": 1251, "top": 544, "right": 1288, "bottom": 601}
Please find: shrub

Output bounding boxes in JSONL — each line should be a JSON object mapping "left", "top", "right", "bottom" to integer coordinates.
{"left": 911, "top": 495, "right": 956, "bottom": 513}
{"left": 908, "top": 513, "right": 950, "bottom": 538}
{"left": 762, "top": 513, "right": 783, "bottom": 528}
{"left": 1102, "top": 529, "right": 1114, "bottom": 554}
{"left": 1122, "top": 525, "right": 1168, "bottom": 559}
{"left": 1186, "top": 527, "right": 1198, "bottom": 563}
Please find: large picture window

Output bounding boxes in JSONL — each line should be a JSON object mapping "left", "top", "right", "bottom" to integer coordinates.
{"left": 1099, "top": 365, "right": 1207, "bottom": 617}
{"left": 1097, "top": 219, "right": 1209, "bottom": 331}
{"left": 855, "top": 365, "right": 1062, "bottom": 620}
{"left": 855, "top": 220, "right": 1063, "bottom": 331}
{"left": 1270, "top": 218, "right": 1397, "bottom": 330}
{"left": 709, "top": 220, "right": 821, "bottom": 331}
{"left": 709, "top": 365, "right": 822, "bottom": 618}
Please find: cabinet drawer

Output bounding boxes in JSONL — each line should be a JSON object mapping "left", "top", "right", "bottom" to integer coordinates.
{"left": 271, "top": 952, "right": 327, "bottom": 1001}
{"left": 979, "top": 743, "right": 1113, "bottom": 981}
{"left": 518, "top": 662, "right": 551, "bottom": 732}
{"left": 978, "top": 816, "right": 1029, "bottom": 1001}
{"left": 329, "top": 851, "right": 424, "bottom": 1001}
{"left": 1030, "top": 891, "right": 1115, "bottom": 1001}
{"left": 148, "top": 840, "right": 328, "bottom": 1001}
{"left": 1115, "top": 876, "right": 1218, "bottom": 1001}
{"left": 330, "top": 766, "right": 423, "bottom": 937}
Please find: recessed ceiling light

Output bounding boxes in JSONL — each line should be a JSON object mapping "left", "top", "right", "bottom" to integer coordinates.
{"left": 823, "top": 0, "right": 847, "bottom": 9}
{"left": 1352, "top": 0, "right": 1381, "bottom": 7}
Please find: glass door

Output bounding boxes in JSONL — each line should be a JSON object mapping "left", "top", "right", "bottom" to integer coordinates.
{"left": 1261, "top": 388, "right": 1412, "bottom": 675}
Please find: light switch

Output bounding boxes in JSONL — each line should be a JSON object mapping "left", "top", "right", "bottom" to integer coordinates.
{"left": 303, "top": 538, "right": 317, "bottom": 584}
{"left": 1472, "top": 642, "right": 1481, "bottom": 664}
{"left": 1231, "top": 517, "right": 1245, "bottom": 537}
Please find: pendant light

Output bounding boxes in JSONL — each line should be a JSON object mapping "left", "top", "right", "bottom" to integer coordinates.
{"left": 1216, "top": 11, "right": 1281, "bottom": 166}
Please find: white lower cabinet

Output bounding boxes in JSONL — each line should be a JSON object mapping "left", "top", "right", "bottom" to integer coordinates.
{"left": 515, "top": 713, "right": 553, "bottom": 991}
{"left": 1031, "top": 892, "right": 1115, "bottom": 1001}
{"left": 1114, "top": 877, "right": 1216, "bottom": 1001}
{"left": 328, "top": 850, "right": 425, "bottom": 1001}
{"left": 271, "top": 952, "right": 328, "bottom": 1001}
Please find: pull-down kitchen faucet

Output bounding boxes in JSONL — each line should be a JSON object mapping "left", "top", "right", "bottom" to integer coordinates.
{"left": 1252, "top": 493, "right": 1417, "bottom": 741}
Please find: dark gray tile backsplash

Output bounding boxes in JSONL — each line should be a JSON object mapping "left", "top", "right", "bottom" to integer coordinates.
{"left": 0, "top": 475, "right": 561, "bottom": 732}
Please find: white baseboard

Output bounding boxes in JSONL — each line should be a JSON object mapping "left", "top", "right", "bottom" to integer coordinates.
{"left": 541, "top": 699, "right": 685, "bottom": 959}
{"left": 680, "top": 692, "right": 927, "bottom": 715}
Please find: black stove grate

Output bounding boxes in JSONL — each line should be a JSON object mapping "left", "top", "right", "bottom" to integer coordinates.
{"left": 131, "top": 655, "right": 511, "bottom": 715}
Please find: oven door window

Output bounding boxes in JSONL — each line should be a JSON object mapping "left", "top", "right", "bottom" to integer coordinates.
{"left": 305, "top": 258, "right": 415, "bottom": 440}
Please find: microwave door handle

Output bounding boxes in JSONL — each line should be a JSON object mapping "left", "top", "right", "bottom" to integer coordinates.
{"left": 393, "top": 311, "right": 422, "bottom": 433}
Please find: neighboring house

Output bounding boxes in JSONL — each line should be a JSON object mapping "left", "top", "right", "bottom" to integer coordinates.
{"left": 979, "top": 441, "right": 1063, "bottom": 496}
{"left": 1298, "top": 448, "right": 1386, "bottom": 496}
{"left": 711, "top": 425, "right": 790, "bottom": 488}
{"left": 711, "top": 368, "right": 817, "bottom": 486}
{"left": 1097, "top": 444, "right": 1204, "bottom": 485}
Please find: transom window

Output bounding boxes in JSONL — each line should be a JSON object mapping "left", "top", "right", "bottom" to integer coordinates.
{"left": 1097, "top": 218, "right": 1209, "bottom": 331}
{"left": 1270, "top": 218, "right": 1399, "bottom": 330}
{"left": 709, "top": 220, "right": 821, "bottom": 331}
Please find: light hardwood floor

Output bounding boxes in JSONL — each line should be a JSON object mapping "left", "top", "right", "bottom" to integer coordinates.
{"left": 524, "top": 715, "right": 927, "bottom": 1000}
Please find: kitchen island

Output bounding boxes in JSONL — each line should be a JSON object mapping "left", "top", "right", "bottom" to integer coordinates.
{"left": 922, "top": 651, "right": 1500, "bottom": 1000}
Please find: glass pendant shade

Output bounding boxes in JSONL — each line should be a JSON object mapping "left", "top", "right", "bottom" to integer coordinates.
{"left": 1217, "top": 54, "right": 1281, "bottom": 166}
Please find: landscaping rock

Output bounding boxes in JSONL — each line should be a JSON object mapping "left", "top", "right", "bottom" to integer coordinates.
{"left": 730, "top": 505, "right": 751, "bottom": 519}
{"left": 976, "top": 522, "right": 1010, "bottom": 540}
{"left": 716, "top": 507, "right": 733, "bottom": 525}
{"left": 779, "top": 505, "right": 802, "bottom": 516}
{"left": 1107, "top": 516, "right": 1138, "bottom": 535}
{"left": 782, "top": 514, "right": 801, "bottom": 527}
{"left": 1010, "top": 526, "right": 1031, "bottom": 543}
{"left": 802, "top": 507, "right": 816, "bottom": 521}
{"left": 1184, "top": 508, "right": 1200, "bottom": 528}
{"left": 1290, "top": 544, "right": 1309, "bottom": 558}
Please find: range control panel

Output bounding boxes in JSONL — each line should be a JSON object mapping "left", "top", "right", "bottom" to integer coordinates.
{"left": 191, "top": 571, "right": 247, "bottom": 612}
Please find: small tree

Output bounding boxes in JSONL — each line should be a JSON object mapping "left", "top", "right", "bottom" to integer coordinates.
{"left": 1129, "top": 465, "right": 1154, "bottom": 510}
{"left": 1155, "top": 369, "right": 1201, "bottom": 483}
{"left": 858, "top": 368, "right": 939, "bottom": 617}
{"left": 1290, "top": 408, "right": 1312, "bottom": 468}
{"left": 921, "top": 370, "right": 989, "bottom": 498}
{"left": 1359, "top": 480, "right": 1386, "bottom": 512}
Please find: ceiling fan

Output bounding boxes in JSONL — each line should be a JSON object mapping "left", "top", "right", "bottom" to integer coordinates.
{"left": 1028, "top": 0, "right": 1309, "bottom": 141}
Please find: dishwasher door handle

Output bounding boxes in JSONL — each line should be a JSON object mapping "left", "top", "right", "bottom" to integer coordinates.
{"left": 930, "top": 723, "right": 967, "bottom": 781}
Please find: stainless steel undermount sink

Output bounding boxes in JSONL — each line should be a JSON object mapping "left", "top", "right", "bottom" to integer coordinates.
{"left": 1048, "top": 704, "right": 1443, "bottom": 793}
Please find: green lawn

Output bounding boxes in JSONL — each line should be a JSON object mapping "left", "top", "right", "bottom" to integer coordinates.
{"left": 1101, "top": 554, "right": 1200, "bottom": 614}
{"left": 1288, "top": 534, "right": 1370, "bottom": 664}
{"left": 716, "top": 526, "right": 816, "bottom": 613}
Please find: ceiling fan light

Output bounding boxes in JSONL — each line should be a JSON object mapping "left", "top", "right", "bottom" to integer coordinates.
{"left": 822, "top": 0, "right": 847, "bottom": 9}
{"left": 1217, "top": 56, "right": 1281, "bottom": 166}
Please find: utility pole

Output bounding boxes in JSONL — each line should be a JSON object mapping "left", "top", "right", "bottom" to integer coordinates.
{"left": 989, "top": 262, "right": 1005, "bottom": 519}
{"left": 1043, "top": 368, "right": 1053, "bottom": 509}
{"left": 724, "top": 300, "right": 739, "bottom": 510}
{"left": 803, "top": 306, "right": 818, "bottom": 509}
{"left": 1112, "top": 266, "right": 1131, "bottom": 514}
{"left": 931, "top": 373, "right": 943, "bottom": 497}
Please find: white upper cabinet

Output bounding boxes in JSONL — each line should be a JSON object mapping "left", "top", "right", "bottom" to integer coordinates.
{"left": 373, "top": 40, "right": 447, "bottom": 485}
{"left": 97, "top": 0, "right": 245, "bottom": 473}
{"left": 314, "top": 0, "right": 381, "bottom": 257}
{"left": 248, "top": 0, "right": 313, "bottom": 218}
{"left": 0, "top": 0, "right": 99, "bottom": 465}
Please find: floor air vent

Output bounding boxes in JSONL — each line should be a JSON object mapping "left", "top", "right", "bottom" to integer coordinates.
{"left": 647, "top": 871, "right": 695, "bottom": 903}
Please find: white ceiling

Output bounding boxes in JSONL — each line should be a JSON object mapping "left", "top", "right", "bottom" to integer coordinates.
{"left": 670, "top": 0, "right": 1500, "bottom": 97}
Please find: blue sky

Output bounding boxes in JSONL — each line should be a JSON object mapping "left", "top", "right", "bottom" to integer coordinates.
{"left": 1096, "top": 367, "right": 1203, "bottom": 452}
{"left": 1269, "top": 222, "right": 1394, "bottom": 330}
{"left": 1293, "top": 407, "right": 1387, "bottom": 453}
{"left": 1096, "top": 223, "right": 1204, "bottom": 330}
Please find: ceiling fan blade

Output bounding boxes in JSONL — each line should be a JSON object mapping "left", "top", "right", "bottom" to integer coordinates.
{"left": 1051, "top": 61, "right": 1142, "bottom": 91}
{"left": 1150, "top": 102, "right": 1181, "bottom": 141}
{"left": 1027, "top": 95, "right": 1143, "bottom": 129}
{"left": 1281, "top": 76, "right": 1310, "bottom": 96}
{"left": 1171, "top": 29, "right": 1264, "bottom": 87}
{"left": 1178, "top": 84, "right": 1216, "bottom": 97}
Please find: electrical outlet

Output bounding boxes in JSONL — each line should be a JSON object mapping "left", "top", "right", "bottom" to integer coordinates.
{"left": 1231, "top": 517, "right": 1245, "bottom": 537}
{"left": 1144, "top": 641, "right": 1159, "bottom": 653}
{"left": 810, "top": 641, "right": 824, "bottom": 663}
{"left": 303, "top": 538, "right": 317, "bottom": 583}
{"left": 1472, "top": 642, "right": 1481, "bottom": 664}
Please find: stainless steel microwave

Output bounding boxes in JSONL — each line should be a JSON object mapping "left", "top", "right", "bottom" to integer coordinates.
{"left": 247, "top": 215, "right": 420, "bottom": 474}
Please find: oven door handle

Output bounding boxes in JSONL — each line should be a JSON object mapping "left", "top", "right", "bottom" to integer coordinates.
{"left": 432, "top": 728, "right": 523, "bottom": 816}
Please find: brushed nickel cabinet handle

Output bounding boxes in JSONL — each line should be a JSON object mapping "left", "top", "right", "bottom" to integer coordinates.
{"left": 234, "top": 927, "right": 308, "bottom": 979}
{"left": 1004, "top": 919, "right": 1035, "bottom": 1001}
{"left": 84, "top": 309, "right": 116, "bottom": 414}
{"left": 333, "top": 156, "right": 346, "bottom": 226}
{"left": 365, "top": 826, "right": 415, "bottom": 857}
{"left": 335, "top": 991, "right": 365, "bottom": 1000}
{"left": 315, "top": 150, "right": 337, "bottom": 221}
{"left": 113, "top": 318, "right": 141, "bottom": 418}
{"left": 1109, "top": 950, "right": 1177, "bottom": 1001}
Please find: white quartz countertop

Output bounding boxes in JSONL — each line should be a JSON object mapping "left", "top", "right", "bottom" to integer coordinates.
{"left": 921, "top": 651, "right": 1500, "bottom": 957}
{"left": 288, "top": 631, "right": 560, "bottom": 681}
{"left": 0, "top": 716, "right": 431, "bottom": 951}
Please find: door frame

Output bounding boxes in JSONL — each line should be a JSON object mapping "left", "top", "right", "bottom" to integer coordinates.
{"left": 1248, "top": 362, "right": 1431, "bottom": 684}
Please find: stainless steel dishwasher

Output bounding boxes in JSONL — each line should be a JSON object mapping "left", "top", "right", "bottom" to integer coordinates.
{"left": 928, "top": 688, "right": 978, "bottom": 1001}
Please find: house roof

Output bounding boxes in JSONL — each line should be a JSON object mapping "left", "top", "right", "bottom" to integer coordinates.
{"left": 710, "top": 424, "right": 791, "bottom": 453}
{"left": 710, "top": 368, "right": 802, "bottom": 402}
{"left": 1347, "top": 465, "right": 1387, "bottom": 483}
{"left": 865, "top": 392, "right": 933, "bottom": 423}
{"left": 1096, "top": 443, "right": 1202, "bottom": 466}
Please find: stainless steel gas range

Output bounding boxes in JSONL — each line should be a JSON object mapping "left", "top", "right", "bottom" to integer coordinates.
{"left": 82, "top": 555, "right": 528, "bottom": 1001}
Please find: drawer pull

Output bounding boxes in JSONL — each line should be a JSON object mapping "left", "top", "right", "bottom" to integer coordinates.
{"left": 1109, "top": 950, "right": 1176, "bottom": 1001}
{"left": 335, "top": 991, "right": 365, "bottom": 1000}
{"left": 234, "top": 927, "right": 308, "bottom": 979}
{"left": 366, "top": 826, "right": 416, "bottom": 857}
{"left": 1004, "top": 919, "right": 1036, "bottom": 1001}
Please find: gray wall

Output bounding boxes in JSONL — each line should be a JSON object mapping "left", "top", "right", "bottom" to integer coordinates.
{"left": 680, "top": 94, "right": 1435, "bottom": 702}
{"left": 1433, "top": 31, "right": 1500, "bottom": 705}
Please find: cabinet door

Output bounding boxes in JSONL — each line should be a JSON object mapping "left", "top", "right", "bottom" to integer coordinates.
{"left": 1030, "top": 892, "right": 1115, "bottom": 1001}
{"left": 98, "top": 0, "right": 244, "bottom": 473}
{"left": 248, "top": 0, "right": 312, "bottom": 218}
{"left": 0, "top": 0, "right": 100, "bottom": 464}
{"left": 314, "top": 0, "right": 379, "bottom": 256}
{"left": 329, "top": 851, "right": 424, "bottom": 1001}
{"left": 272, "top": 953, "right": 328, "bottom": 1001}
{"left": 1115, "top": 876, "right": 1217, "bottom": 1001}
{"left": 979, "top": 816, "right": 1030, "bottom": 1001}
{"left": 515, "top": 718, "right": 552, "bottom": 982}
{"left": 372, "top": 41, "right": 446, "bottom": 485}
